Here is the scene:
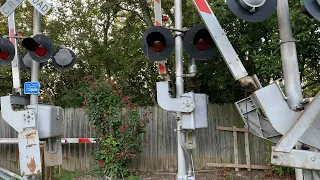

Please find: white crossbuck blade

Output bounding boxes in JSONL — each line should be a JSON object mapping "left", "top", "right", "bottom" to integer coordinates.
{"left": 0, "top": 0, "right": 52, "bottom": 17}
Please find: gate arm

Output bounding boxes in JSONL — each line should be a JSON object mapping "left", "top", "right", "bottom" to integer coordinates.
{"left": 192, "top": 0, "right": 258, "bottom": 90}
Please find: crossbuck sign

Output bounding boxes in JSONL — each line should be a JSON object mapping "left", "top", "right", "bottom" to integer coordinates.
{"left": 0, "top": 0, "right": 52, "bottom": 17}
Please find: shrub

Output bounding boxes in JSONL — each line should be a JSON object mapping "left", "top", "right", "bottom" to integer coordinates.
{"left": 84, "top": 76, "right": 148, "bottom": 178}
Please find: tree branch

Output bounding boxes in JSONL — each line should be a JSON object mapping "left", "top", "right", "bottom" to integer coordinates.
{"left": 139, "top": 0, "right": 153, "bottom": 27}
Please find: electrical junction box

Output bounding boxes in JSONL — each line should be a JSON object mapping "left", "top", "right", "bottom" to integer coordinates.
{"left": 181, "top": 93, "right": 208, "bottom": 130}
{"left": 27, "top": 104, "right": 63, "bottom": 140}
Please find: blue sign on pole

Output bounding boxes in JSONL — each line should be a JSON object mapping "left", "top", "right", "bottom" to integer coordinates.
{"left": 24, "top": 82, "right": 40, "bottom": 95}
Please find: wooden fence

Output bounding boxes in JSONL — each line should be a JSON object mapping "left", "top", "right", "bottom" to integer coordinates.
{"left": 0, "top": 104, "right": 268, "bottom": 173}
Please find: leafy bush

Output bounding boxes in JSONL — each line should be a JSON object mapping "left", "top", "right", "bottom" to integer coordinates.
{"left": 84, "top": 76, "right": 148, "bottom": 179}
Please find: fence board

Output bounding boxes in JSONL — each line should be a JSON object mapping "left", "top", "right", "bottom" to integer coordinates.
{"left": 0, "top": 104, "right": 269, "bottom": 173}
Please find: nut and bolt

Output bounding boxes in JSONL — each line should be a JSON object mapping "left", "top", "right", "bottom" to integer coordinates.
{"left": 273, "top": 155, "right": 278, "bottom": 159}
{"left": 311, "top": 156, "right": 316, "bottom": 162}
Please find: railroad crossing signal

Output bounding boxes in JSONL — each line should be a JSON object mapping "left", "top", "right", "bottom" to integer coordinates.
{"left": 141, "top": 25, "right": 217, "bottom": 61}
{"left": 226, "top": 0, "right": 277, "bottom": 22}
{"left": 22, "top": 34, "right": 53, "bottom": 63}
{"left": 141, "top": 26, "right": 174, "bottom": 61}
{"left": 0, "top": 37, "right": 15, "bottom": 66}
{"left": 183, "top": 24, "right": 216, "bottom": 60}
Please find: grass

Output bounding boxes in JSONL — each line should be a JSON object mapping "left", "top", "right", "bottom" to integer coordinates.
{"left": 54, "top": 169, "right": 84, "bottom": 180}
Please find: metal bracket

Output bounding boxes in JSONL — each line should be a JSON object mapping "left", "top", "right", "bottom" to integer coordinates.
{"left": 272, "top": 147, "right": 320, "bottom": 170}
{"left": 1, "top": 95, "right": 28, "bottom": 132}
{"left": 157, "top": 81, "right": 195, "bottom": 112}
{"left": 275, "top": 90, "right": 320, "bottom": 152}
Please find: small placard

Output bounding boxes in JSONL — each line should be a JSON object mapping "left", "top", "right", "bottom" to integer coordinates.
{"left": 24, "top": 82, "right": 40, "bottom": 95}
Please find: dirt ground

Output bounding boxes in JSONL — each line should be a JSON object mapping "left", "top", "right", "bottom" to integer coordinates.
{"left": 74, "top": 169, "right": 295, "bottom": 180}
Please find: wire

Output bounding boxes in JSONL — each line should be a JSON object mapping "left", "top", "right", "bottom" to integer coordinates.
{"left": 178, "top": 129, "right": 195, "bottom": 177}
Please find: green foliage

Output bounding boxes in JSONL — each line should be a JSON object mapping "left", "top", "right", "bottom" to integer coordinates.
{"left": 0, "top": 0, "right": 319, "bottom": 107}
{"left": 53, "top": 169, "right": 83, "bottom": 180}
{"left": 265, "top": 141, "right": 294, "bottom": 177}
{"left": 84, "top": 77, "right": 147, "bottom": 179}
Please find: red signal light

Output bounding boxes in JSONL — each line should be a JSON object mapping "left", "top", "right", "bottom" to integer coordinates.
{"left": 34, "top": 46, "right": 48, "bottom": 57}
{"left": 193, "top": 29, "right": 212, "bottom": 51}
{"left": 194, "top": 38, "right": 211, "bottom": 51}
{"left": 150, "top": 41, "right": 165, "bottom": 52}
{"left": 147, "top": 32, "right": 166, "bottom": 53}
{"left": 0, "top": 49, "right": 9, "bottom": 60}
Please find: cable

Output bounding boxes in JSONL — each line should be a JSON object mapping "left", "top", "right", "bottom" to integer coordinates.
{"left": 191, "top": 153, "right": 195, "bottom": 179}
{"left": 178, "top": 129, "right": 195, "bottom": 177}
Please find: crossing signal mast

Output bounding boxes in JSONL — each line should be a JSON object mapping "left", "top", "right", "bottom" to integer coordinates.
{"left": 0, "top": 0, "right": 77, "bottom": 179}
{"left": 143, "top": 0, "right": 320, "bottom": 180}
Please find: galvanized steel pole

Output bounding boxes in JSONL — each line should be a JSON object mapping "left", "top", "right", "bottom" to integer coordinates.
{"left": 277, "top": 0, "right": 303, "bottom": 179}
{"left": 30, "top": 9, "right": 41, "bottom": 105}
{"left": 277, "top": 0, "right": 303, "bottom": 110}
{"left": 174, "top": 0, "right": 187, "bottom": 179}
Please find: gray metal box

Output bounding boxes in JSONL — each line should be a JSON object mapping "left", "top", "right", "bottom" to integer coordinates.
{"left": 27, "top": 104, "right": 63, "bottom": 139}
{"left": 181, "top": 93, "right": 208, "bottom": 130}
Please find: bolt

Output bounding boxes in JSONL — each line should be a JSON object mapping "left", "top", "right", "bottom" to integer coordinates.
{"left": 273, "top": 155, "right": 278, "bottom": 158}
{"left": 186, "top": 103, "right": 190, "bottom": 107}
{"left": 311, "top": 156, "right": 316, "bottom": 162}
{"left": 27, "top": 115, "right": 30, "bottom": 118}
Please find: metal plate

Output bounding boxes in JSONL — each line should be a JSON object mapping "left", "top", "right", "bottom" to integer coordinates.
{"left": 183, "top": 24, "right": 216, "bottom": 60}
{"left": 20, "top": 52, "right": 47, "bottom": 72}
{"left": 304, "top": 0, "right": 320, "bottom": 21}
{"left": 141, "top": 26, "right": 174, "bottom": 61}
{"left": 0, "top": 0, "right": 24, "bottom": 17}
{"left": 44, "top": 137, "right": 63, "bottom": 166}
{"left": 226, "top": 0, "right": 277, "bottom": 22}
{"left": 18, "top": 130, "right": 42, "bottom": 176}
{"left": 51, "top": 48, "right": 77, "bottom": 70}
{"left": 27, "top": 0, "right": 52, "bottom": 15}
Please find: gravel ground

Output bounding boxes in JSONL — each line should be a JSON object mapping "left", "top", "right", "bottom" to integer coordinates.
{"left": 74, "top": 169, "right": 295, "bottom": 180}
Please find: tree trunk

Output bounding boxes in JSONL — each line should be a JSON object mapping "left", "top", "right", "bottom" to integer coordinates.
{"left": 139, "top": 0, "right": 153, "bottom": 27}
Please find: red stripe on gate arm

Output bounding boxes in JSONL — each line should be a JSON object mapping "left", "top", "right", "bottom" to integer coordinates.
{"left": 155, "top": 21, "right": 161, "bottom": 26}
{"left": 79, "top": 138, "right": 91, "bottom": 143}
{"left": 194, "top": 0, "right": 212, "bottom": 14}
{"left": 158, "top": 63, "right": 165, "bottom": 74}
{"left": 155, "top": 0, "right": 160, "bottom": 4}
{"left": 9, "top": 29, "right": 15, "bottom": 45}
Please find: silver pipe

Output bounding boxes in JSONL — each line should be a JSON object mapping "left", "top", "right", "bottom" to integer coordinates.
{"left": 30, "top": 9, "right": 41, "bottom": 105}
{"left": 277, "top": 1, "right": 304, "bottom": 179}
{"left": 175, "top": 0, "right": 187, "bottom": 179}
{"left": 184, "top": 57, "right": 197, "bottom": 77}
{"left": 277, "top": 0, "right": 303, "bottom": 111}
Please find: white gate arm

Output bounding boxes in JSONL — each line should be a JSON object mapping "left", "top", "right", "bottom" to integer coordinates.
{"left": 192, "top": 0, "right": 258, "bottom": 89}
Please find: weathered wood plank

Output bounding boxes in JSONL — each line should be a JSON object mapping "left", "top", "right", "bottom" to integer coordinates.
{"left": 233, "top": 126, "right": 239, "bottom": 171}
{"left": 0, "top": 105, "right": 270, "bottom": 172}
{"left": 244, "top": 131, "right": 251, "bottom": 171}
